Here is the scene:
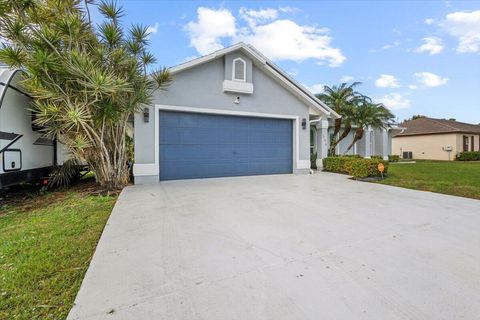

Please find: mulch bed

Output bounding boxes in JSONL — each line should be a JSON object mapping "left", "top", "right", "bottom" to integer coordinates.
{"left": 0, "top": 178, "right": 124, "bottom": 213}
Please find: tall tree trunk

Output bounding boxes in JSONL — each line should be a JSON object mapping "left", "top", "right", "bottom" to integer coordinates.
{"left": 344, "top": 127, "right": 364, "bottom": 154}
{"left": 333, "top": 118, "right": 342, "bottom": 136}
{"left": 79, "top": 119, "right": 131, "bottom": 190}
{"left": 328, "top": 123, "right": 352, "bottom": 156}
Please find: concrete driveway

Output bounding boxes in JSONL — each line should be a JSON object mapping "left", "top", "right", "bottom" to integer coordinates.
{"left": 68, "top": 173, "right": 480, "bottom": 320}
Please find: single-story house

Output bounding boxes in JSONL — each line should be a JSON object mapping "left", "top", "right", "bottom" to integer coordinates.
{"left": 392, "top": 117, "right": 480, "bottom": 160}
{"left": 133, "top": 43, "right": 393, "bottom": 183}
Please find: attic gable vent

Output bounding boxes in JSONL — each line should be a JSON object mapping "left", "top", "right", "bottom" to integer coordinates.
{"left": 232, "top": 58, "right": 246, "bottom": 82}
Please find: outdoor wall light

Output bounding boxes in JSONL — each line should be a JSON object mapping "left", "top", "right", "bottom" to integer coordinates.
{"left": 301, "top": 118, "right": 307, "bottom": 130}
{"left": 143, "top": 107, "right": 150, "bottom": 123}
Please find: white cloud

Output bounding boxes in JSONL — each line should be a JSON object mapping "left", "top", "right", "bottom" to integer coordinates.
{"left": 375, "top": 93, "right": 411, "bottom": 110}
{"left": 185, "top": 7, "right": 237, "bottom": 55}
{"left": 442, "top": 10, "right": 480, "bottom": 53}
{"left": 146, "top": 22, "right": 159, "bottom": 37}
{"left": 236, "top": 19, "right": 345, "bottom": 66}
{"left": 304, "top": 83, "right": 325, "bottom": 94}
{"left": 340, "top": 75, "right": 355, "bottom": 83}
{"left": 408, "top": 84, "right": 418, "bottom": 90}
{"left": 415, "top": 37, "right": 444, "bottom": 55}
{"left": 185, "top": 7, "right": 346, "bottom": 66}
{"left": 414, "top": 72, "right": 448, "bottom": 87}
{"left": 382, "top": 40, "right": 401, "bottom": 50}
{"left": 370, "top": 40, "right": 401, "bottom": 53}
{"left": 239, "top": 8, "right": 278, "bottom": 27}
{"left": 279, "top": 7, "right": 300, "bottom": 14}
{"left": 375, "top": 74, "right": 400, "bottom": 88}
{"left": 425, "top": 18, "right": 435, "bottom": 25}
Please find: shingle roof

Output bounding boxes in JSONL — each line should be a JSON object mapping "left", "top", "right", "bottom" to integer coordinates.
{"left": 395, "top": 117, "right": 480, "bottom": 136}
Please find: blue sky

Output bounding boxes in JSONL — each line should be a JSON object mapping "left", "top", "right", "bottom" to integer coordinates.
{"left": 93, "top": 1, "right": 480, "bottom": 123}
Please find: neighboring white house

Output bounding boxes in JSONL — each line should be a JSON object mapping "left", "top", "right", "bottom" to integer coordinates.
{"left": 133, "top": 43, "right": 393, "bottom": 183}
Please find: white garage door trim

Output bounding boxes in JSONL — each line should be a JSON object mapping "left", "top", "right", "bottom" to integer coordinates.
{"left": 134, "top": 104, "right": 309, "bottom": 177}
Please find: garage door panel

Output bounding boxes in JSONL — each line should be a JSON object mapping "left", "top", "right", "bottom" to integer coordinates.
{"left": 217, "top": 128, "right": 249, "bottom": 144}
{"left": 159, "top": 112, "right": 181, "bottom": 127}
{"left": 159, "top": 111, "right": 293, "bottom": 180}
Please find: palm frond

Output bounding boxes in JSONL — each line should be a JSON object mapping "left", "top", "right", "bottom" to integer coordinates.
{"left": 151, "top": 67, "right": 172, "bottom": 89}
{"left": 98, "top": 0, "right": 124, "bottom": 23}
{"left": 48, "top": 158, "right": 84, "bottom": 188}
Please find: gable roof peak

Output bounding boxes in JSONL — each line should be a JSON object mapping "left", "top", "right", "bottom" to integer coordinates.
{"left": 168, "top": 42, "right": 339, "bottom": 118}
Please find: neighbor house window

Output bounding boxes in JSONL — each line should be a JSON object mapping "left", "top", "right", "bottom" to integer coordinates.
{"left": 463, "top": 136, "right": 469, "bottom": 152}
{"left": 232, "top": 58, "right": 246, "bottom": 82}
{"left": 471, "top": 136, "right": 475, "bottom": 151}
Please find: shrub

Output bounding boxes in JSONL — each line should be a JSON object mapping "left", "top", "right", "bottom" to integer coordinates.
{"left": 323, "top": 156, "right": 388, "bottom": 178}
{"left": 388, "top": 155, "right": 400, "bottom": 162}
{"left": 310, "top": 152, "right": 317, "bottom": 170}
{"left": 456, "top": 151, "right": 480, "bottom": 161}
{"left": 371, "top": 155, "right": 383, "bottom": 160}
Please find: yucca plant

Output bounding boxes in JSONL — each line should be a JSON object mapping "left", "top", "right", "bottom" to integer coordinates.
{"left": 0, "top": 0, "right": 171, "bottom": 189}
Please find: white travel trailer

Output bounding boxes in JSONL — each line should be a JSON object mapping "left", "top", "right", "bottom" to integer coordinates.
{"left": 0, "top": 67, "right": 68, "bottom": 189}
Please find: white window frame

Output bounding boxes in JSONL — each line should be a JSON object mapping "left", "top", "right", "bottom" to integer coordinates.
{"left": 232, "top": 57, "right": 246, "bottom": 82}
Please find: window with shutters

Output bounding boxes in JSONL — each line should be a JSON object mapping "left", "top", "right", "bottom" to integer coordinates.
{"left": 232, "top": 58, "right": 246, "bottom": 82}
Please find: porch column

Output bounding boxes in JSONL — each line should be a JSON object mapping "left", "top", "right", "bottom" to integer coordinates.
{"left": 364, "top": 127, "right": 372, "bottom": 158}
{"left": 316, "top": 119, "right": 329, "bottom": 168}
{"left": 381, "top": 128, "right": 389, "bottom": 160}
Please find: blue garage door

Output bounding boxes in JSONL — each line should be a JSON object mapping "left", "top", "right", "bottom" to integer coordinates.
{"left": 159, "top": 111, "right": 293, "bottom": 181}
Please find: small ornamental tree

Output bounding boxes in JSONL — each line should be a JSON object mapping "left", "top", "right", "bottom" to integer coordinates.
{"left": 316, "top": 82, "right": 368, "bottom": 156}
{"left": 0, "top": 0, "right": 172, "bottom": 189}
{"left": 344, "top": 102, "right": 394, "bottom": 154}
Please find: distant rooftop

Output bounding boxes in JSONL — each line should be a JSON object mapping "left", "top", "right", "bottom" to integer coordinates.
{"left": 396, "top": 117, "right": 480, "bottom": 136}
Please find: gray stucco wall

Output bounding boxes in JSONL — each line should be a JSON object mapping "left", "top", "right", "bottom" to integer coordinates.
{"left": 134, "top": 53, "right": 311, "bottom": 176}
{"left": 373, "top": 128, "right": 384, "bottom": 156}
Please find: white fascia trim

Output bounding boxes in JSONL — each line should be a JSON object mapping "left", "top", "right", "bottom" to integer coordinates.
{"left": 133, "top": 104, "right": 304, "bottom": 177}
{"left": 169, "top": 43, "right": 248, "bottom": 74}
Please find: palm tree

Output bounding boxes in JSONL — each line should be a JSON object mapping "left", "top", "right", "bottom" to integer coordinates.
{"left": 316, "top": 82, "right": 368, "bottom": 155}
{"left": 344, "top": 103, "right": 394, "bottom": 154}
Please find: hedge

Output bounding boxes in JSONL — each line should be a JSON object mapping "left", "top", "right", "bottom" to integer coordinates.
{"left": 456, "top": 151, "right": 480, "bottom": 161}
{"left": 323, "top": 156, "right": 388, "bottom": 178}
{"left": 388, "top": 155, "right": 400, "bottom": 162}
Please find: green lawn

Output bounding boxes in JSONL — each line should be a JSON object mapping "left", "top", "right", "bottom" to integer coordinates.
{"left": 380, "top": 160, "right": 480, "bottom": 200}
{"left": 0, "top": 185, "right": 116, "bottom": 319}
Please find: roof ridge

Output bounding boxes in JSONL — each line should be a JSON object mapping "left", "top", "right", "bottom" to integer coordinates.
{"left": 436, "top": 117, "right": 480, "bottom": 128}
{"left": 428, "top": 118, "right": 461, "bottom": 131}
